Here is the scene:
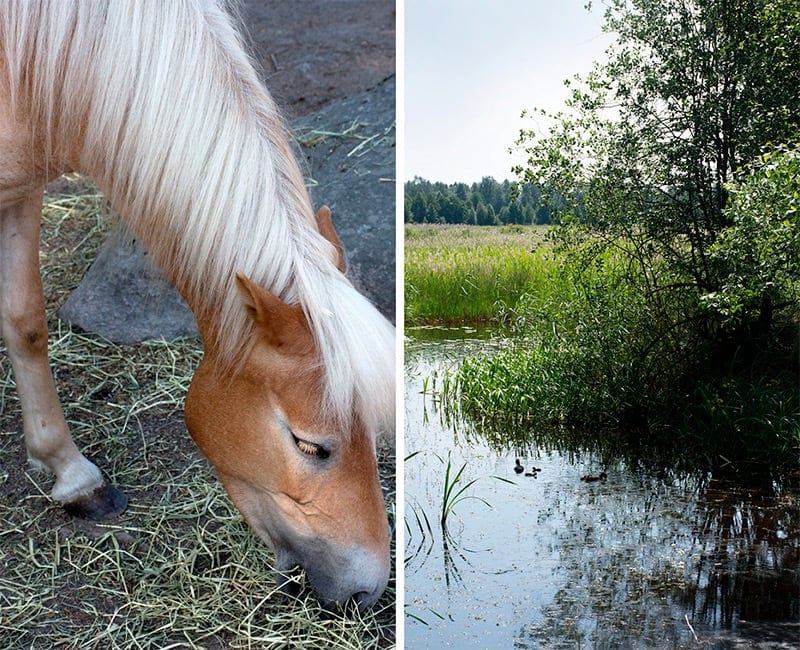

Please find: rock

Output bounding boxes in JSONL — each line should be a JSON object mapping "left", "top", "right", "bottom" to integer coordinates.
{"left": 296, "top": 76, "right": 396, "bottom": 322}
{"left": 59, "top": 221, "right": 198, "bottom": 343}
{"left": 59, "top": 77, "right": 396, "bottom": 340}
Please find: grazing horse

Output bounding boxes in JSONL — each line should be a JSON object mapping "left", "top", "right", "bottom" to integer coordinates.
{"left": 0, "top": 0, "right": 395, "bottom": 610}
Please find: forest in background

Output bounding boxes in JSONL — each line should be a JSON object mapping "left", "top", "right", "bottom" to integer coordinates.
{"left": 404, "top": 176, "right": 552, "bottom": 225}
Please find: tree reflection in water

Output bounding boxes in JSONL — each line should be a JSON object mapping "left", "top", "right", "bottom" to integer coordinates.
{"left": 514, "top": 474, "right": 799, "bottom": 648}
{"left": 405, "top": 329, "right": 799, "bottom": 648}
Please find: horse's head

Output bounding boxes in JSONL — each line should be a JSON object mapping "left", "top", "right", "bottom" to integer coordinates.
{"left": 184, "top": 210, "right": 390, "bottom": 611}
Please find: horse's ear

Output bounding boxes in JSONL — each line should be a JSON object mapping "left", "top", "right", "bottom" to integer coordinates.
{"left": 315, "top": 205, "right": 346, "bottom": 273}
{"left": 235, "top": 272, "right": 310, "bottom": 350}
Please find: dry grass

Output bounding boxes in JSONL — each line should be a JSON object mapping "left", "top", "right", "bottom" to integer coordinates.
{"left": 0, "top": 176, "right": 396, "bottom": 649}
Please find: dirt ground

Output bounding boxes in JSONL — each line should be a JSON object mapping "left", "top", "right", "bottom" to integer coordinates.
{"left": 240, "top": 0, "right": 395, "bottom": 117}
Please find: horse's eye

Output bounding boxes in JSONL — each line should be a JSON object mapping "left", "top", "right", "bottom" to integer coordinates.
{"left": 293, "top": 435, "right": 330, "bottom": 460}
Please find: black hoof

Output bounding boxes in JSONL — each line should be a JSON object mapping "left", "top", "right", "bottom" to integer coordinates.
{"left": 63, "top": 482, "right": 128, "bottom": 520}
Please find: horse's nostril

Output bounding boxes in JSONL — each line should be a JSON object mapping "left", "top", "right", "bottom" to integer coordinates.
{"left": 297, "top": 545, "right": 389, "bottom": 611}
{"left": 353, "top": 588, "right": 380, "bottom": 612}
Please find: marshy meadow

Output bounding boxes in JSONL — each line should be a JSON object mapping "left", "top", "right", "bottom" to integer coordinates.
{"left": 405, "top": 4, "right": 799, "bottom": 642}
{"left": 405, "top": 215, "right": 798, "bottom": 646}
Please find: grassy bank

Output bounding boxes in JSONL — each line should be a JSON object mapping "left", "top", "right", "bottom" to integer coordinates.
{"left": 404, "top": 224, "right": 553, "bottom": 323}
{"left": 409, "top": 224, "right": 800, "bottom": 472}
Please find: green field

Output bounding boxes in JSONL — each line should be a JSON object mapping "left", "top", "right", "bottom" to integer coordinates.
{"left": 404, "top": 224, "right": 555, "bottom": 323}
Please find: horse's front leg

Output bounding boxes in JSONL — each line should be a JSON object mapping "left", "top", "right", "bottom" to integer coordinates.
{"left": 0, "top": 187, "right": 127, "bottom": 518}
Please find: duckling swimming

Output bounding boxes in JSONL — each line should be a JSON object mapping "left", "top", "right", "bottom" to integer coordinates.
{"left": 514, "top": 458, "right": 524, "bottom": 474}
{"left": 580, "top": 471, "right": 607, "bottom": 482}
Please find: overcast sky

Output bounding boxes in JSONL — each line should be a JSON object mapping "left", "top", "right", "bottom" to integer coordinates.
{"left": 404, "top": 0, "right": 614, "bottom": 183}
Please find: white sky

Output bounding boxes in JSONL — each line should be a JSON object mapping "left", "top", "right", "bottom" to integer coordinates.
{"left": 404, "top": 0, "right": 614, "bottom": 183}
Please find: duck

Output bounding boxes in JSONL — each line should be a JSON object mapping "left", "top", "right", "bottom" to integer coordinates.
{"left": 580, "top": 471, "right": 607, "bottom": 482}
{"left": 524, "top": 466, "right": 542, "bottom": 477}
{"left": 514, "top": 458, "right": 524, "bottom": 474}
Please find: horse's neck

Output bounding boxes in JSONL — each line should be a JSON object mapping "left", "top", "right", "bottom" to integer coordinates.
{"left": 1, "top": 0, "right": 318, "bottom": 302}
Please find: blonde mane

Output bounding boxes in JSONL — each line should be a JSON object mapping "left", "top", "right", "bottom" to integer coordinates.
{"left": 0, "top": 0, "right": 394, "bottom": 434}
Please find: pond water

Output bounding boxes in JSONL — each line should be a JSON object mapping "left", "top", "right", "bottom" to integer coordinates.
{"left": 404, "top": 326, "right": 800, "bottom": 649}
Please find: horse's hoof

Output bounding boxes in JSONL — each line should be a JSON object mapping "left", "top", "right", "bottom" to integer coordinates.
{"left": 62, "top": 482, "right": 128, "bottom": 520}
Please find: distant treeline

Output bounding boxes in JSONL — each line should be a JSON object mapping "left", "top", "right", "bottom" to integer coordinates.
{"left": 404, "top": 176, "right": 552, "bottom": 225}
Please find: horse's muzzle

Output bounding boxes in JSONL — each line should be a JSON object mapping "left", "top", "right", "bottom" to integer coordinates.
{"left": 275, "top": 543, "right": 389, "bottom": 611}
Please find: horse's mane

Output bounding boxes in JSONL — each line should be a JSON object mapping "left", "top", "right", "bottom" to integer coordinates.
{"left": 0, "top": 0, "right": 394, "bottom": 435}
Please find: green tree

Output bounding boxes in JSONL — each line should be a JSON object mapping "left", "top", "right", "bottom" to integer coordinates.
{"left": 703, "top": 143, "right": 800, "bottom": 340}
{"left": 479, "top": 176, "right": 503, "bottom": 213}
{"left": 516, "top": 0, "right": 800, "bottom": 343}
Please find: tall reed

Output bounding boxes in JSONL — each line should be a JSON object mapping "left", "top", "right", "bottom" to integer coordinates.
{"left": 405, "top": 224, "right": 554, "bottom": 323}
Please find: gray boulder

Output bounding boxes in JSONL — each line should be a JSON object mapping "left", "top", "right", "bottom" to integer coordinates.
{"left": 60, "top": 221, "right": 197, "bottom": 343}
{"left": 294, "top": 76, "right": 396, "bottom": 322}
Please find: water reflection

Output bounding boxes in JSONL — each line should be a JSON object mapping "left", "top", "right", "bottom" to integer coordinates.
{"left": 405, "top": 327, "right": 800, "bottom": 649}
